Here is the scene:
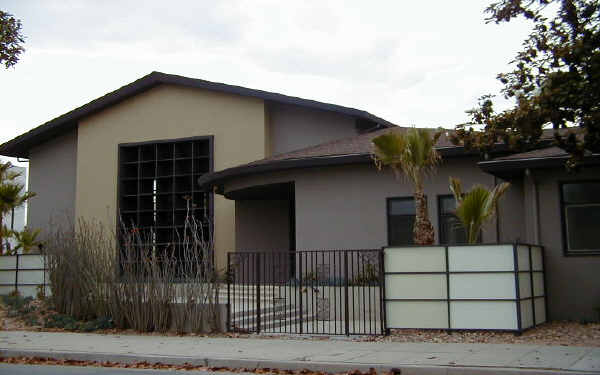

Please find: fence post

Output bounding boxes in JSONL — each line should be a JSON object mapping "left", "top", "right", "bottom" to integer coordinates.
{"left": 256, "top": 253, "right": 261, "bottom": 333}
{"left": 513, "top": 243, "right": 523, "bottom": 334}
{"left": 227, "top": 252, "right": 231, "bottom": 332}
{"left": 15, "top": 254, "right": 19, "bottom": 293}
{"left": 379, "top": 248, "right": 388, "bottom": 335}
{"left": 344, "top": 251, "right": 349, "bottom": 336}
{"left": 298, "top": 252, "right": 303, "bottom": 334}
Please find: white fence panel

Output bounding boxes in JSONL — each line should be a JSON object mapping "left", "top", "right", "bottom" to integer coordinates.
{"left": 384, "top": 243, "right": 546, "bottom": 332}
{"left": 0, "top": 254, "right": 47, "bottom": 298}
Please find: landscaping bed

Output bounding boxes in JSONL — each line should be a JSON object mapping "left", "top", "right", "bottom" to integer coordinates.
{"left": 2, "top": 294, "right": 598, "bottom": 347}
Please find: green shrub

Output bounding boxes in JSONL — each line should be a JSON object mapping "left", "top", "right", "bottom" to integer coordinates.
{"left": 44, "top": 313, "right": 114, "bottom": 332}
{"left": 1, "top": 293, "right": 33, "bottom": 311}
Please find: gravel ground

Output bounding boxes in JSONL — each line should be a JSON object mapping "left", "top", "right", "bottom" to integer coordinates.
{"left": 384, "top": 322, "right": 600, "bottom": 347}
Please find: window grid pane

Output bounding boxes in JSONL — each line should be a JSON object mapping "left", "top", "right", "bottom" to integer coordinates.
{"left": 388, "top": 198, "right": 416, "bottom": 246}
{"left": 439, "top": 195, "right": 469, "bottom": 245}
{"left": 118, "top": 138, "right": 212, "bottom": 265}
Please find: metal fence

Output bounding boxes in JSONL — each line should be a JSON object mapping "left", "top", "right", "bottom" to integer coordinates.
{"left": 227, "top": 249, "right": 384, "bottom": 335}
{"left": 0, "top": 253, "right": 48, "bottom": 297}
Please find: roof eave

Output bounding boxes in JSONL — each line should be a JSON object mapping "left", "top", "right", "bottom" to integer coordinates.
{"left": 0, "top": 72, "right": 395, "bottom": 158}
{"left": 478, "top": 154, "right": 600, "bottom": 178}
{"left": 198, "top": 146, "right": 481, "bottom": 194}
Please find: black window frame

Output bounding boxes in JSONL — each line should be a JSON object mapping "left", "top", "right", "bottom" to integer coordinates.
{"left": 386, "top": 196, "right": 423, "bottom": 246}
{"left": 559, "top": 180, "right": 600, "bottom": 256}
{"left": 116, "top": 135, "right": 215, "bottom": 269}
{"left": 437, "top": 194, "right": 471, "bottom": 245}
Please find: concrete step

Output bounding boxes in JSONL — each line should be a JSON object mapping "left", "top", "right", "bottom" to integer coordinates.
{"left": 231, "top": 313, "right": 317, "bottom": 332}
{"left": 232, "top": 307, "right": 303, "bottom": 324}
{"left": 231, "top": 302, "right": 293, "bottom": 319}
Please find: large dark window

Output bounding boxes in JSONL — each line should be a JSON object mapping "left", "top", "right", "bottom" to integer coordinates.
{"left": 438, "top": 195, "right": 468, "bottom": 245}
{"left": 118, "top": 137, "right": 213, "bottom": 262}
{"left": 560, "top": 181, "right": 600, "bottom": 255}
{"left": 387, "top": 197, "right": 416, "bottom": 246}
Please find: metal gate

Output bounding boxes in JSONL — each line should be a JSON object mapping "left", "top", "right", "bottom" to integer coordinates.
{"left": 226, "top": 249, "right": 385, "bottom": 335}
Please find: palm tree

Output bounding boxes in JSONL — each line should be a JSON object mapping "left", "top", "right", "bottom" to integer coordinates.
{"left": 0, "top": 161, "right": 36, "bottom": 255}
{"left": 372, "top": 128, "right": 441, "bottom": 245}
{"left": 13, "top": 227, "right": 42, "bottom": 254}
{"left": 449, "top": 177, "right": 510, "bottom": 244}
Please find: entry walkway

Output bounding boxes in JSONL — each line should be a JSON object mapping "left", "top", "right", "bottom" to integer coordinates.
{"left": 1, "top": 331, "right": 598, "bottom": 374}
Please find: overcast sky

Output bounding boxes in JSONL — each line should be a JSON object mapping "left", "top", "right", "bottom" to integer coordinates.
{"left": 1, "top": 0, "right": 533, "bottom": 151}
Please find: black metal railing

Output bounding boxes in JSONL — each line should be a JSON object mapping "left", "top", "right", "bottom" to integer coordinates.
{"left": 227, "top": 249, "right": 384, "bottom": 336}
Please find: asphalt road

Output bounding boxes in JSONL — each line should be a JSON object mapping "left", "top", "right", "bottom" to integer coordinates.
{"left": 0, "top": 364, "right": 246, "bottom": 375}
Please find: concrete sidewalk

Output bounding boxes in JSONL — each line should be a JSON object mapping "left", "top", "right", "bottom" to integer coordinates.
{"left": 0, "top": 331, "right": 598, "bottom": 375}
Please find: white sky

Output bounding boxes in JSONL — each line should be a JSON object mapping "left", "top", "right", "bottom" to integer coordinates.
{"left": 0, "top": 0, "right": 533, "bottom": 153}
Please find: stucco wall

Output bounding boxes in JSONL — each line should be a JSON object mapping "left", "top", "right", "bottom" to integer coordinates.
{"left": 531, "top": 166, "right": 600, "bottom": 321}
{"left": 268, "top": 103, "right": 358, "bottom": 155}
{"left": 236, "top": 200, "right": 290, "bottom": 251}
{"left": 225, "top": 161, "right": 600, "bottom": 321}
{"left": 76, "top": 84, "right": 267, "bottom": 269}
{"left": 225, "top": 157, "right": 498, "bottom": 250}
{"left": 497, "top": 177, "right": 526, "bottom": 243}
{"left": 28, "top": 129, "right": 77, "bottom": 231}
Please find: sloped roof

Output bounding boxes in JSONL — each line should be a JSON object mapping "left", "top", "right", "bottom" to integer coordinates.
{"left": 0, "top": 71, "right": 394, "bottom": 158}
{"left": 197, "top": 126, "right": 591, "bottom": 191}
{"left": 197, "top": 126, "right": 468, "bottom": 191}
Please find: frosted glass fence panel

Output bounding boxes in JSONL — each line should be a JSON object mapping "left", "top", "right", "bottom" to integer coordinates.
{"left": 386, "top": 301, "right": 448, "bottom": 329}
{"left": 18, "top": 270, "right": 45, "bottom": 284}
{"left": 450, "top": 273, "right": 515, "bottom": 299}
{"left": 519, "top": 273, "right": 532, "bottom": 299}
{"left": 448, "top": 245, "right": 514, "bottom": 271}
{"left": 384, "top": 243, "right": 546, "bottom": 332}
{"left": 385, "top": 274, "right": 446, "bottom": 300}
{"left": 517, "top": 245, "right": 531, "bottom": 271}
{"left": 521, "top": 299, "right": 534, "bottom": 329}
{"left": 18, "top": 255, "right": 45, "bottom": 269}
{"left": 0, "top": 256, "right": 16, "bottom": 269}
{"left": 0, "top": 254, "right": 47, "bottom": 298}
{"left": 451, "top": 301, "right": 518, "bottom": 330}
{"left": 384, "top": 246, "right": 445, "bottom": 272}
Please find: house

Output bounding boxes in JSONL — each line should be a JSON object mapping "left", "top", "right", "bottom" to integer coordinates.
{"left": 197, "top": 127, "right": 600, "bottom": 322}
{"left": 0, "top": 72, "right": 393, "bottom": 270}
{"left": 1, "top": 72, "right": 598, "bottom": 322}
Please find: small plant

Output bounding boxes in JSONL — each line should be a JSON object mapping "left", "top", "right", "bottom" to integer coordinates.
{"left": 350, "top": 263, "right": 380, "bottom": 286}
{"left": 1, "top": 292, "right": 33, "bottom": 311}
{"left": 449, "top": 177, "right": 510, "bottom": 244}
{"left": 13, "top": 227, "right": 42, "bottom": 254}
{"left": 36, "top": 285, "right": 46, "bottom": 301}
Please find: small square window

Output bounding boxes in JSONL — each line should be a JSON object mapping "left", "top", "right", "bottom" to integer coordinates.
{"left": 561, "top": 182, "right": 600, "bottom": 255}
{"left": 438, "top": 195, "right": 470, "bottom": 245}
{"left": 387, "top": 197, "right": 417, "bottom": 246}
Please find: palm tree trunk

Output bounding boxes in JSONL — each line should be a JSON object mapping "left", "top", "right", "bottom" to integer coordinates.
{"left": 413, "top": 183, "right": 435, "bottom": 245}
{"left": 0, "top": 215, "right": 4, "bottom": 255}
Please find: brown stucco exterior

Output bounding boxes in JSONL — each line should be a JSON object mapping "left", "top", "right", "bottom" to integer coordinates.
{"left": 76, "top": 84, "right": 268, "bottom": 269}
{"left": 27, "top": 129, "right": 78, "bottom": 231}
{"left": 267, "top": 103, "right": 359, "bottom": 155}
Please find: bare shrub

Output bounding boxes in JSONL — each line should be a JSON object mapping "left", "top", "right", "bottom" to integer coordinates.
{"left": 43, "top": 205, "right": 222, "bottom": 333}
{"left": 170, "top": 214, "right": 220, "bottom": 334}
{"left": 44, "top": 218, "right": 116, "bottom": 321}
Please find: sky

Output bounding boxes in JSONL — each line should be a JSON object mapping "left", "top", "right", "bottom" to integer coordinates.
{"left": 0, "top": 0, "right": 533, "bottom": 157}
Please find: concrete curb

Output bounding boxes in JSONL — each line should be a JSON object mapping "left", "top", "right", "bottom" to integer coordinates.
{"left": 0, "top": 349, "right": 595, "bottom": 375}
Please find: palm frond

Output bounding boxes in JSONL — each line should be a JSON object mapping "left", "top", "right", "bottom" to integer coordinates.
{"left": 449, "top": 177, "right": 510, "bottom": 244}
